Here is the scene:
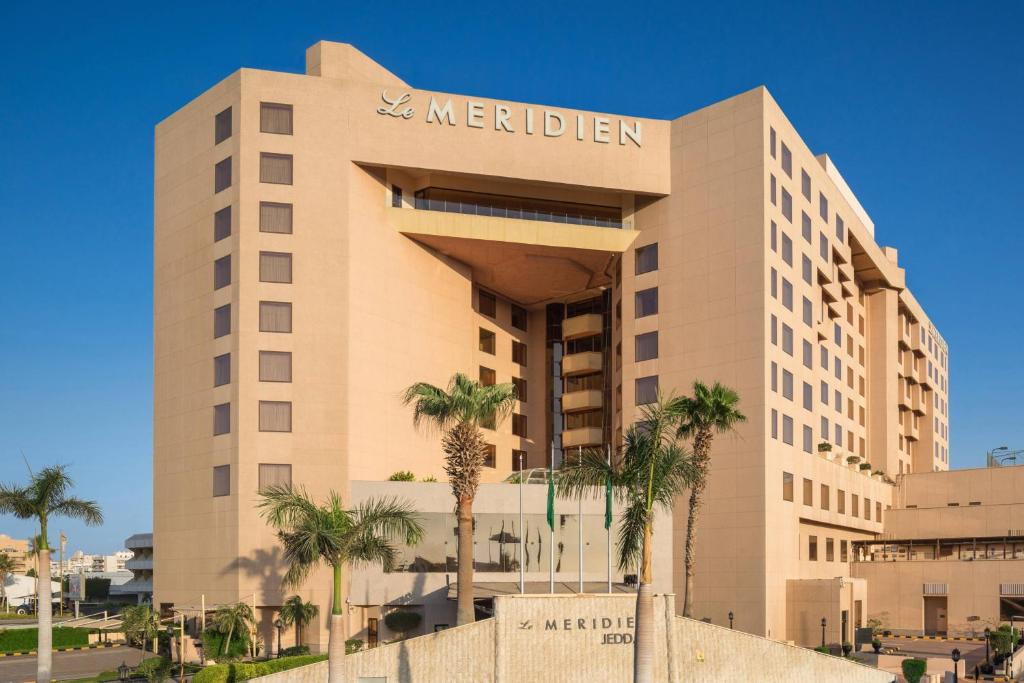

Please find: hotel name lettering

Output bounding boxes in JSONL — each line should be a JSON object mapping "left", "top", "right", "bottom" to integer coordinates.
{"left": 518, "top": 615, "right": 636, "bottom": 645}
{"left": 377, "top": 90, "right": 643, "bottom": 147}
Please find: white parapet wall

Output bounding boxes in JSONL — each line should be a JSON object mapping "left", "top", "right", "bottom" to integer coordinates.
{"left": 250, "top": 593, "right": 894, "bottom": 682}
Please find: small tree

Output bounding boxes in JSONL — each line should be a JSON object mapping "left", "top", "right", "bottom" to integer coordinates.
{"left": 0, "top": 553, "right": 14, "bottom": 612}
{"left": 383, "top": 609, "right": 422, "bottom": 636}
{"left": 211, "top": 602, "right": 254, "bottom": 658}
{"left": 121, "top": 604, "right": 161, "bottom": 651}
{"left": 902, "top": 658, "right": 927, "bottom": 683}
{"left": 279, "top": 595, "right": 319, "bottom": 649}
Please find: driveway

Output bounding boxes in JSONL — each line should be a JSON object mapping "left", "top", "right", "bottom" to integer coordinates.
{"left": 0, "top": 646, "right": 152, "bottom": 683}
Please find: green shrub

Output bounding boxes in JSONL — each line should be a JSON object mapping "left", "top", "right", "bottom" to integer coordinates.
{"left": 279, "top": 645, "right": 310, "bottom": 657}
{"left": 195, "top": 654, "right": 327, "bottom": 683}
{"left": 0, "top": 626, "right": 91, "bottom": 653}
{"left": 901, "top": 658, "right": 927, "bottom": 683}
{"left": 384, "top": 609, "right": 422, "bottom": 633}
{"left": 135, "top": 657, "right": 173, "bottom": 683}
{"left": 990, "top": 624, "right": 1019, "bottom": 656}
{"left": 421, "top": 476, "right": 438, "bottom": 482}
{"left": 814, "top": 645, "right": 830, "bottom": 654}
{"left": 345, "top": 638, "right": 363, "bottom": 654}
{"left": 193, "top": 664, "right": 230, "bottom": 683}
{"left": 388, "top": 471, "right": 416, "bottom": 481}
{"left": 85, "top": 577, "right": 112, "bottom": 601}
{"left": 859, "top": 463, "right": 872, "bottom": 470}
{"left": 201, "top": 627, "right": 249, "bottom": 659}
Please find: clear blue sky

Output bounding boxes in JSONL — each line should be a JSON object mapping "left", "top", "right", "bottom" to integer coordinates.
{"left": 1, "top": 1, "right": 1021, "bottom": 551}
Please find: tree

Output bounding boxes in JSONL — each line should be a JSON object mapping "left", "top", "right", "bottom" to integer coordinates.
{"left": 211, "top": 602, "right": 254, "bottom": 659}
{"left": 669, "top": 381, "right": 746, "bottom": 618}
{"left": 402, "top": 373, "right": 517, "bottom": 626}
{"left": 558, "top": 397, "right": 696, "bottom": 683}
{"left": 121, "top": 604, "right": 161, "bottom": 652}
{"left": 258, "top": 486, "right": 423, "bottom": 683}
{"left": 279, "top": 595, "right": 319, "bottom": 649}
{"left": 0, "top": 553, "right": 14, "bottom": 612}
{"left": 0, "top": 465, "right": 103, "bottom": 683}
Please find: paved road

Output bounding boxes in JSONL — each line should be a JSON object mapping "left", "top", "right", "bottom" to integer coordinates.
{"left": 880, "top": 637, "right": 989, "bottom": 674}
{"left": 0, "top": 647, "right": 152, "bottom": 683}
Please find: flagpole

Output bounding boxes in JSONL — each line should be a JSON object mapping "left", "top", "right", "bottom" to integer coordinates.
{"left": 607, "top": 443, "right": 612, "bottom": 594}
{"left": 549, "top": 442, "right": 555, "bottom": 595}
{"left": 578, "top": 446, "right": 584, "bottom": 595}
{"left": 518, "top": 452, "right": 524, "bottom": 594}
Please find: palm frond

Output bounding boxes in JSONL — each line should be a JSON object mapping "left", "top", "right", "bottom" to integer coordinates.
{"left": 0, "top": 483, "right": 34, "bottom": 519}
{"left": 615, "top": 499, "right": 647, "bottom": 572}
{"left": 50, "top": 498, "right": 104, "bottom": 526}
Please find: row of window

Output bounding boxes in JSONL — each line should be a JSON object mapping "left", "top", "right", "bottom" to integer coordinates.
{"left": 212, "top": 462, "right": 292, "bottom": 498}
{"left": 213, "top": 400, "right": 293, "bottom": 435}
{"left": 478, "top": 290, "right": 528, "bottom": 331}
{"left": 805, "top": 535, "right": 849, "bottom": 563}
{"left": 213, "top": 351, "right": 292, "bottom": 388}
{"left": 769, "top": 127, "right": 845, "bottom": 245}
{"left": 782, "top": 472, "right": 883, "bottom": 521}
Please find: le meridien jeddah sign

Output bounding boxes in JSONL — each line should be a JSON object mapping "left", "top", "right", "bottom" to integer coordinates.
{"left": 377, "top": 90, "right": 643, "bottom": 147}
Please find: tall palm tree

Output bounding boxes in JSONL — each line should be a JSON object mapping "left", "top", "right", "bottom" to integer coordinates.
{"left": 279, "top": 594, "right": 319, "bottom": 649}
{"left": 402, "top": 373, "right": 517, "bottom": 626}
{"left": 559, "top": 397, "right": 696, "bottom": 683}
{"left": 0, "top": 465, "right": 103, "bottom": 683}
{"left": 0, "top": 553, "right": 14, "bottom": 613}
{"left": 669, "top": 381, "right": 746, "bottom": 618}
{"left": 258, "top": 486, "right": 423, "bottom": 683}
{"left": 211, "top": 602, "right": 254, "bottom": 658}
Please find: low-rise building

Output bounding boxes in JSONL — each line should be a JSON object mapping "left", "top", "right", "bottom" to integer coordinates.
{"left": 117, "top": 533, "right": 153, "bottom": 604}
{"left": 0, "top": 534, "right": 30, "bottom": 574}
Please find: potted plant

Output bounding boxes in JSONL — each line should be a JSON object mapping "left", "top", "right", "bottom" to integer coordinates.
{"left": 872, "top": 638, "right": 882, "bottom": 653}
{"left": 817, "top": 442, "right": 833, "bottom": 460}
{"left": 846, "top": 455, "right": 860, "bottom": 470}
{"left": 872, "top": 469, "right": 886, "bottom": 481}
{"left": 842, "top": 642, "right": 853, "bottom": 657}
{"left": 859, "top": 463, "right": 872, "bottom": 474}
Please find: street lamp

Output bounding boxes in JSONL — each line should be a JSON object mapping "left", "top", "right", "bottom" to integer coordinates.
{"left": 821, "top": 617, "right": 827, "bottom": 649}
{"left": 951, "top": 648, "right": 961, "bottom": 683}
{"left": 117, "top": 661, "right": 130, "bottom": 682}
{"left": 985, "top": 627, "right": 992, "bottom": 664}
{"left": 728, "top": 611, "right": 734, "bottom": 629}
{"left": 274, "top": 618, "right": 284, "bottom": 658}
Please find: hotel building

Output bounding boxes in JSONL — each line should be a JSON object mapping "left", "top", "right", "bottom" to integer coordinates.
{"left": 153, "top": 41, "right": 955, "bottom": 650}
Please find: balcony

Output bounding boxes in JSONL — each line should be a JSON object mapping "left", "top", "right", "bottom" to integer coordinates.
{"left": 562, "top": 427, "right": 604, "bottom": 449}
{"left": 125, "top": 558, "right": 153, "bottom": 571}
{"left": 562, "top": 352, "right": 603, "bottom": 377}
{"left": 125, "top": 533, "right": 153, "bottom": 550}
{"left": 562, "top": 390, "right": 604, "bottom": 413}
{"left": 562, "top": 314, "right": 603, "bottom": 341}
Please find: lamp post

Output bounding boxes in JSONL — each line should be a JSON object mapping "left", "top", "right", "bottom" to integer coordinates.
{"left": 985, "top": 627, "right": 991, "bottom": 665}
{"left": 821, "top": 617, "right": 827, "bottom": 649}
{"left": 951, "top": 647, "right": 960, "bottom": 683}
{"left": 274, "top": 618, "right": 283, "bottom": 658}
{"left": 117, "top": 661, "right": 130, "bottom": 682}
{"left": 988, "top": 445, "right": 1009, "bottom": 467}
{"left": 728, "top": 611, "right": 734, "bottom": 629}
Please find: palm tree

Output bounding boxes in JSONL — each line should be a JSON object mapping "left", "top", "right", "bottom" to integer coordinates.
{"left": 559, "top": 397, "right": 696, "bottom": 683}
{"left": 669, "top": 381, "right": 746, "bottom": 618}
{"left": 0, "top": 553, "right": 14, "bottom": 613}
{"left": 120, "top": 604, "right": 161, "bottom": 652}
{"left": 0, "top": 465, "right": 103, "bottom": 683}
{"left": 279, "top": 595, "right": 319, "bottom": 649}
{"left": 402, "top": 372, "right": 517, "bottom": 625}
{"left": 211, "top": 602, "right": 254, "bottom": 658}
{"left": 258, "top": 486, "right": 423, "bottom": 683}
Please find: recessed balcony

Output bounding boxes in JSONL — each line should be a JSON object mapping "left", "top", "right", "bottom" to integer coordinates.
{"left": 562, "top": 314, "right": 603, "bottom": 341}
{"left": 562, "top": 352, "right": 603, "bottom": 376}
{"left": 562, "top": 389, "right": 604, "bottom": 413}
{"left": 562, "top": 427, "right": 604, "bottom": 449}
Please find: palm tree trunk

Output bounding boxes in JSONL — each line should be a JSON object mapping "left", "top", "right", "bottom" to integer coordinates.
{"left": 224, "top": 625, "right": 233, "bottom": 658}
{"left": 37, "top": 547, "right": 52, "bottom": 683}
{"left": 328, "top": 563, "right": 346, "bottom": 683}
{"left": 455, "top": 493, "right": 475, "bottom": 626}
{"left": 682, "top": 479, "right": 704, "bottom": 618}
{"left": 296, "top": 623, "right": 301, "bottom": 648}
{"left": 633, "top": 522, "right": 654, "bottom": 683}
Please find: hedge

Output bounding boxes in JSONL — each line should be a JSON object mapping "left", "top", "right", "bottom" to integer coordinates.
{"left": 193, "top": 654, "right": 327, "bottom": 683}
{"left": 202, "top": 627, "right": 250, "bottom": 659}
{"left": 901, "top": 658, "right": 927, "bottom": 683}
{"left": 0, "top": 627, "right": 91, "bottom": 653}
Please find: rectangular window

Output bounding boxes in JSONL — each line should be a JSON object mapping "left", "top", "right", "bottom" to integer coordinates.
{"left": 771, "top": 409, "right": 778, "bottom": 439}
{"left": 512, "top": 341, "right": 528, "bottom": 366}
{"left": 782, "top": 415, "right": 793, "bottom": 445}
{"left": 479, "top": 366, "right": 496, "bottom": 386}
{"left": 803, "top": 425, "right": 813, "bottom": 453}
{"left": 770, "top": 174, "right": 777, "bottom": 205}
{"left": 781, "top": 188, "right": 793, "bottom": 222}
{"left": 214, "top": 353, "right": 230, "bottom": 387}
{"left": 259, "top": 351, "right": 292, "bottom": 382}
{"left": 802, "top": 255, "right": 812, "bottom": 285}
{"left": 260, "top": 202, "right": 293, "bottom": 234}
{"left": 782, "top": 370, "right": 793, "bottom": 400}
{"left": 803, "top": 382, "right": 812, "bottom": 410}
{"left": 836, "top": 215, "right": 845, "bottom": 244}
{"left": 635, "top": 376, "right": 658, "bottom": 405}
{"left": 826, "top": 538, "right": 834, "bottom": 562}
{"left": 838, "top": 490, "right": 845, "bottom": 514}
{"left": 258, "top": 464, "right": 292, "bottom": 490}
{"left": 260, "top": 153, "right": 293, "bottom": 185}
{"left": 259, "top": 252, "right": 293, "bottom": 283}
{"left": 479, "top": 328, "right": 496, "bottom": 354}
{"left": 851, "top": 494, "right": 859, "bottom": 518}
{"left": 770, "top": 221, "right": 778, "bottom": 252}
{"left": 479, "top": 290, "right": 497, "bottom": 317}
{"left": 215, "top": 158, "right": 232, "bottom": 193}
{"left": 511, "top": 304, "right": 528, "bottom": 331}
{"left": 771, "top": 314, "right": 778, "bottom": 345}
{"left": 214, "top": 304, "right": 231, "bottom": 338}
{"left": 770, "top": 268, "right": 778, "bottom": 299}
{"left": 781, "top": 233, "right": 793, "bottom": 265}
{"left": 820, "top": 234, "right": 829, "bottom": 262}
{"left": 512, "top": 413, "right": 528, "bottom": 438}
{"left": 821, "top": 415, "right": 829, "bottom": 439}
{"left": 801, "top": 169, "right": 811, "bottom": 200}
{"left": 782, "top": 324, "right": 793, "bottom": 356}
{"left": 635, "top": 243, "right": 659, "bottom": 274}
{"left": 821, "top": 484, "right": 830, "bottom": 511}
{"left": 215, "top": 107, "right": 232, "bottom": 144}
{"left": 483, "top": 444, "right": 496, "bottom": 468}
{"left": 865, "top": 498, "right": 872, "bottom": 521}
{"left": 213, "top": 403, "right": 230, "bottom": 436}
{"left": 770, "top": 128, "right": 777, "bottom": 158}
{"left": 635, "top": 331, "right": 658, "bottom": 361}
{"left": 808, "top": 535, "right": 818, "bottom": 561}
{"left": 802, "top": 297, "right": 812, "bottom": 327}
{"left": 259, "top": 401, "right": 292, "bottom": 432}
{"left": 771, "top": 361, "right": 778, "bottom": 392}
{"left": 260, "top": 102, "right": 294, "bottom": 135}
{"left": 782, "top": 472, "right": 794, "bottom": 501}
{"left": 782, "top": 278, "right": 793, "bottom": 310}
{"left": 512, "top": 376, "right": 527, "bottom": 402}
{"left": 512, "top": 449, "right": 527, "bottom": 471}
{"left": 876, "top": 502, "right": 882, "bottom": 522}
{"left": 214, "top": 206, "right": 231, "bottom": 242}
{"left": 635, "top": 288, "right": 658, "bottom": 317}
{"left": 259, "top": 301, "right": 292, "bottom": 333}
{"left": 214, "top": 255, "right": 231, "bottom": 290}
{"left": 819, "top": 192, "right": 829, "bottom": 222}
{"left": 802, "top": 212, "right": 812, "bottom": 243}
{"left": 781, "top": 143, "right": 792, "bottom": 177}
{"left": 391, "top": 184, "right": 403, "bottom": 208}
{"left": 835, "top": 423, "right": 843, "bottom": 445}
{"left": 803, "top": 478, "right": 813, "bottom": 505}
{"left": 840, "top": 540, "right": 848, "bottom": 562}
{"left": 213, "top": 465, "right": 230, "bottom": 497}
{"left": 820, "top": 346, "right": 828, "bottom": 370}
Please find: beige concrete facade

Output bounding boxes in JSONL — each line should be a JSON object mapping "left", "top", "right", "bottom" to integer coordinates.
{"left": 0, "top": 534, "right": 30, "bottom": 575}
{"left": 153, "top": 41, "right": 951, "bottom": 650}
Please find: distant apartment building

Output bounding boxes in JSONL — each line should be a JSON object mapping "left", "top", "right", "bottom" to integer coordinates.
{"left": 153, "top": 41, "right": 953, "bottom": 650}
{"left": 0, "top": 534, "right": 30, "bottom": 574}
{"left": 116, "top": 533, "right": 154, "bottom": 604}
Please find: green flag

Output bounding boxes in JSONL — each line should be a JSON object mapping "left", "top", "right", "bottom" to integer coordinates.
{"left": 546, "top": 465, "right": 555, "bottom": 531}
{"left": 604, "top": 471, "right": 613, "bottom": 530}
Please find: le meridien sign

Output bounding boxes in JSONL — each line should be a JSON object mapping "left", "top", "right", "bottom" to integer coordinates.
{"left": 377, "top": 90, "right": 643, "bottom": 148}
